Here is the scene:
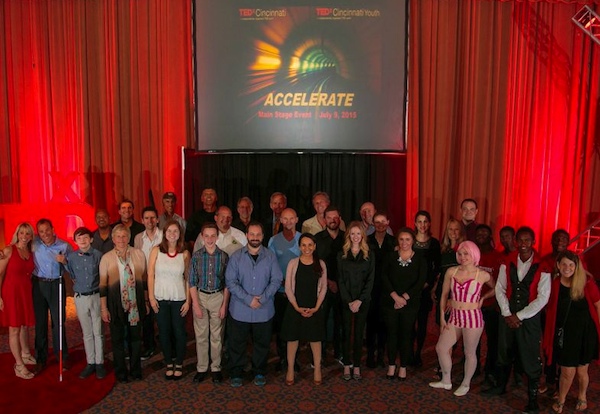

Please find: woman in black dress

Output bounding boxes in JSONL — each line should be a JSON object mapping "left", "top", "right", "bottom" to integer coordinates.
{"left": 412, "top": 210, "right": 441, "bottom": 367}
{"left": 543, "top": 251, "right": 600, "bottom": 413}
{"left": 382, "top": 227, "right": 427, "bottom": 381}
{"left": 338, "top": 221, "right": 374, "bottom": 381}
{"left": 282, "top": 233, "right": 328, "bottom": 386}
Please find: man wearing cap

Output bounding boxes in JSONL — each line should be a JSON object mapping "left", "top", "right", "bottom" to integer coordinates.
{"left": 159, "top": 192, "right": 186, "bottom": 232}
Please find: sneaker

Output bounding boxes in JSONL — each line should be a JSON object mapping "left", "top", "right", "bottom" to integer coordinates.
{"left": 140, "top": 349, "right": 154, "bottom": 361}
{"left": 253, "top": 374, "right": 267, "bottom": 386}
{"left": 79, "top": 364, "right": 96, "bottom": 379}
{"left": 230, "top": 377, "right": 243, "bottom": 388}
{"left": 95, "top": 364, "right": 106, "bottom": 380}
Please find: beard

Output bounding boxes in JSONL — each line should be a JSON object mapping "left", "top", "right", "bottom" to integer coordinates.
{"left": 248, "top": 239, "right": 262, "bottom": 248}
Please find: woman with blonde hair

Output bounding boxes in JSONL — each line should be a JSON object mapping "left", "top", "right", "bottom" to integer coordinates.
{"left": 0, "top": 223, "right": 37, "bottom": 379}
{"left": 337, "top": 221, "right": 374, "bottom": 381}
{"left": 543, "top": 251, "right": 600, "bottom": 413}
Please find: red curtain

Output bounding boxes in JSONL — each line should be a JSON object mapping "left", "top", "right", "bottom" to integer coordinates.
{"left": 408, "top": 0, "right": 600, "bottom": 251}
{"left": 0, "top": 0, "right": 193, "bottom": 242}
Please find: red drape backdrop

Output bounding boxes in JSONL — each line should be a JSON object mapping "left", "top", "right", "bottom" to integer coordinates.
{"left": 408, "top": 0, "right": 600, "bottom": 252}
{"left": 0, "top": 0, "right": 598, "bottom": 256}
{"left": 0, "top": 0, "right": 194, "bottom": 243}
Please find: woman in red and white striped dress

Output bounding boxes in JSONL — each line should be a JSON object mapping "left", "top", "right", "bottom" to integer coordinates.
{"left": 429, "top": 241, "right": 495, "bottom": 397}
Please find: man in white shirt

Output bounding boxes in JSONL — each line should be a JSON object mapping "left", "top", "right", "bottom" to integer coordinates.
{"left": 194, "top": 206, "right": 247, "bottom": 256}
{"left": 482, "top": 226, "right": 551, "bottom": 414}
{"left": 133, "top": 206, "right": 163, "bottom": 359}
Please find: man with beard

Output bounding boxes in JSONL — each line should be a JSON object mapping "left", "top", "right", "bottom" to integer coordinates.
{"left": 226, "top": 222, "right": 282, "bottom": 387}
{"left": 315, "top": 206, "right": 345, "bottom": 363}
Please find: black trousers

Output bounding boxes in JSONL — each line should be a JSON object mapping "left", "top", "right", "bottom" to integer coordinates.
{"left": 413, "top": 291, "right": 433, "bottom": 358}
{"left": 480, "top": 306, "right": 500, "bottom": 376}
{"left": 497, "top": 314, "right": 543, "bottom": 381}
{"left": 383, "top": 306, "right": 418, "bottom": 368}
{"left": 227, "top": 316, "right": 273, "bottom": 378}
{"left": 273, "top": 292, "right": 288, "bottom": 360}
{"left": 142, "top": 306, "right": 155, "bottom": 352}
{"left": 366, "top": 294, "right": 386, "bottom": 360}
{"left": 322, "top": 291, "right": 343, "bottom": 357}
{"left": 32, "top": 277, "right": 68, "bottom": 363}
{"left": 341, "top": 301, "right": 370, "bottom": 367}
{"left": 109, "top": 317, "right": 142, "bottom": 380}
{"left": 155, "top": 300, "right": 187, "bottom": 365}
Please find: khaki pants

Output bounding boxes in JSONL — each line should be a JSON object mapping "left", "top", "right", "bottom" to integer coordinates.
{"left": 193, "top": 290, "right": 225, "bottom": 372}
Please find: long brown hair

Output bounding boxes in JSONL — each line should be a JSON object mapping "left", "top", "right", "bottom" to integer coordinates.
{"left": 159, "top": 220, "right": 186, "bottom": 254}
{"left": 298, "top": 233, "right": 323, "bottom": 275}
{"left": 342, "top": 221, "right": 369, "bottom": 260}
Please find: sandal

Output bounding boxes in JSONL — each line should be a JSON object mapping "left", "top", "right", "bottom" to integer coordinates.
{"left": 576, "top": 400, "right": 588, "bottom": 412}
{"left": 552, "top": 401, "right": 564, "bottom": 414}
{"left": 352, "top": 367, "right": 362, "bottom": 381}
{"left": 21, "top": 353, "right": 37, "bottom": 365}
{"left": 173, "top": 365, "right": 183, "bottom": 381}
{"left": 342, "top": 366, "right": 351, "bottom": 381}
{"left": 14, "top": 364, "right": 34, "bottom": 380}
{"left": 164, "top": 364, "right": 174, "bottom": 380}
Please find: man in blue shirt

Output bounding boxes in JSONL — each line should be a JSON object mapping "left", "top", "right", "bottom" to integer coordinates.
{"left": 226, "top": 222, "right": 282, "bottom": 387}
{"left": 32, "top": 219, "right": 73, "bottom": 372}
{"left": 268, "top": 208, "right": 301, "bottom": 371}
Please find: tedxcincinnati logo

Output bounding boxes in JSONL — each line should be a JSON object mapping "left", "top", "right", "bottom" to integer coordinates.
{"left": 239, "top": 8, "right": 287, "bottom": 18}
{"left": 315, "top": 8, "right": 381, "bottom": 18}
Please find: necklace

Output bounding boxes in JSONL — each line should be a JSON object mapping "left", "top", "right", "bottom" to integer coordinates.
{"left": 397, "top": 251, "right": 414, "bottom": 267}
{"left": 167, "top": 250, "right": 178, "bottom": 258}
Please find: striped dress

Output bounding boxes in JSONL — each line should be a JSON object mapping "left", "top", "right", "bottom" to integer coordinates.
{"left": 448, "top": 268, "right": 484, "bottom": 329}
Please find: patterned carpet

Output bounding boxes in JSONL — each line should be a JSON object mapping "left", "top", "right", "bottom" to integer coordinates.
{"left": 2, "top": 299, "right": 598, "bottom": 413}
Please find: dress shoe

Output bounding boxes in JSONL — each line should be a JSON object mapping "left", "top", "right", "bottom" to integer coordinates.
{"left": 481, "top": 386, "right": 506, "bottom": 396}
{"left": 79, "top": 364, "right": 96, "bottom": 379}
{"left": 193, "top": 371, "right": 207, "bottom": 383}
{"left": 285, "top": 376, "right": 294, "bottom": 386}
{"left": 211, "top": 371, "right": 223, "bottom": 384}
{"left": 95, "top": 364, "right": 106, "bottom": 380}
{"left": 429, "top": 381, "right": 452, "bottom": 390}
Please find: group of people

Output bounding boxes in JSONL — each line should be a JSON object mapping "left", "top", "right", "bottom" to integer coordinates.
{"left": 0, "top": 190, "right": 597, "bottom": 414}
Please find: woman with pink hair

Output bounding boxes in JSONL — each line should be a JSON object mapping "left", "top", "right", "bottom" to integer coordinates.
{"left": 429, "top": 241, "right": 495, "bottom": 396}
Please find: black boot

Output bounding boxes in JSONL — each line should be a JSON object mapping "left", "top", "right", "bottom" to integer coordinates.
{"left": 524, "top": 379, "right": 539, "bottom": 413}
{"left": 481, "top": 366, "right": 508, "bottom": 396}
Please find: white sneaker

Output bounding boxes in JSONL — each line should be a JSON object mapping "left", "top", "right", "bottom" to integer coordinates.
{"left": 453, "top": 385, "right": 470, "bottom": 396}
{"left": 429, "top": 381, "right": 452, "bottom": 390}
